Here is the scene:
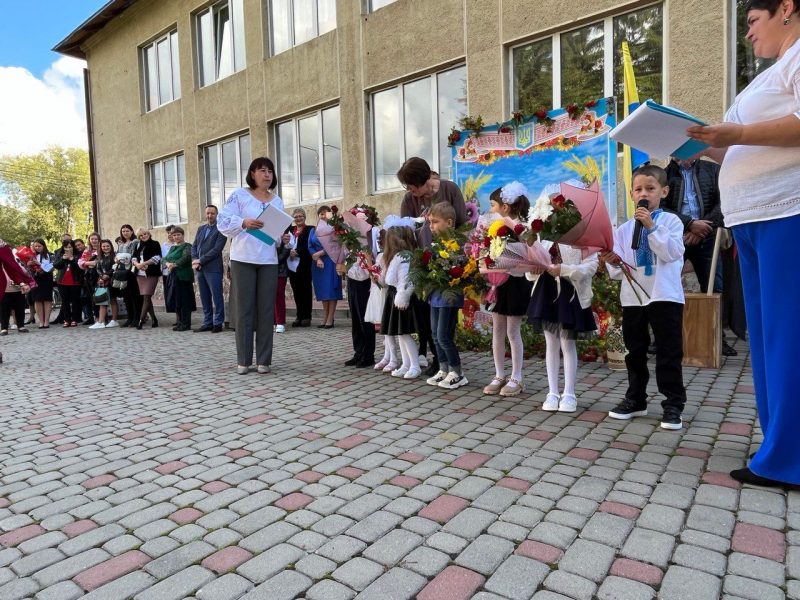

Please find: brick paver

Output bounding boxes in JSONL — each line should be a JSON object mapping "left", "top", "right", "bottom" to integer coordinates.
{"left": 0, "top": 326, "right": 789, "bottom": 598}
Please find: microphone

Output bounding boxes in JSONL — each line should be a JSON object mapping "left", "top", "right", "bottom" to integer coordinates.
{"left": 630, "top": 199, "right": 650, "bottom": 251}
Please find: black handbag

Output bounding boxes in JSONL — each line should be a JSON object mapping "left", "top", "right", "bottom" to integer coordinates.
{"left": 111, "top": 266, "right": 128, "bottom": 290}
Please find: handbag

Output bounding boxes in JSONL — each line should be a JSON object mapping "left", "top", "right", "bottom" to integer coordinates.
{"left": 93, "top": 287, "right": 110, "bottom": 304}
{"left": 111, "top": 266, "right": 128, "bottom": 290}
{"left": 365, "top": 281, "right": 385, "bottom": 325}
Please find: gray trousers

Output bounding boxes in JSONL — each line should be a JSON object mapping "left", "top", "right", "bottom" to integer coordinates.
{"left": 230, "top": 261, "right": 278, "bottom": 367}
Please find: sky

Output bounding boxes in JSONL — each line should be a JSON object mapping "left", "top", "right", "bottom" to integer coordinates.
{"left": 0, "top": 0, "right": 108, "bottom": 156}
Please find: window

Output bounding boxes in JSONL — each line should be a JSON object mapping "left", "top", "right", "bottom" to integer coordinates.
{"left": 270, "top": 0, "right": 336, "bottom": 55}
{"left": 371, "top": 66, "right": 467, "bottom": 191}
{"left": 203, "top": 133, "right": 251, "bottom": 206}
{"left": 512, "top": 4, "right": 663, "bottom": 117}
{"left": 197, "top": 0, "right": 245, "bottom": 87}
{"left": 275, "top": 106, "right": 342, "bottom": 205}
{"left": 142, "top": 30, "right": 180, "bottom": 111}
{"left": 733, "top": 0, "right": 774, "bottom": 95}
{"left": 148, "top": 155, "right": 187, "bottom": 226}
{"left": 370, "top": 0, "right": 399, "bottom": 10}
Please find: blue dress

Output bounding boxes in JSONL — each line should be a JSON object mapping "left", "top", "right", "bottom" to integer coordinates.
{"left": 308, "top": 228, "right": 343, "bottom": 301}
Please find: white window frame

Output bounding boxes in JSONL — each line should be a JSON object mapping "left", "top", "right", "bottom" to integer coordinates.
{"left": 269, "top": 0, "right": 337, "bottom": 56}
{"left": 508, "top": 3, "right": 665, "bottom": 114}
{"left": 147, "top": 154, "right": 187, "bottom": 227}
{"left": 370, "top": 65, "right": 466, "bottom": 193}
{"left": 141, "top": 30, "right": 180, "bottom": 112}
{"left": 275, "top": 105, "right": 342, "bottom": 205}
{"left": 196, "top": 0, "right": 245, "bottom": 88}
{"left": 202, "top": 132, "right": 251, "bottom": 206}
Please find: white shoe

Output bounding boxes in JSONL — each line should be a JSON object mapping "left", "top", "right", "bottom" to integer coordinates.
{"left": 237, "top": 365, "right": 250, "bottom": 375}
{"left": 383, "top": 362, "right": 398, "bottom": 373}
{"left": 438, "top": 372, "right": 468, "bottom": 389}
{"left": 417, "top": 355, "right": 429, "bottom": 368}
{"left": 374, "top": 358, "right": 390, "bottom": 370}
{"left": 403, "top": 367, "right": 421, "bottom": 380}
{"left": 275, "top": 325, "right": 285, "bottom": 333}
{"left": 542, "top": 393, "right": 560, "bottom": 411}
{"left": 426, "top": 370, "right": 448, "bottom": 386}
{"left": 391, "top": 366, "right": 409, "bottom": 378}
{"left": 88, "top": 322, "right": 106, "bottom": 329}
{"left": 106, "top": 320, "right": 119, "bottom": 328}
{"left": 559, "top": 393, "right": 577, "bottom": 413}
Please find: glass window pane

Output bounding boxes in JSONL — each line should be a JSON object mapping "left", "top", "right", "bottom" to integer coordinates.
{"left": 561, "top": 23, "right": 604, "bottom": 105}
{"left": 144, "top": 44, "right": 158, "bottom": 110}
{"left": 513, "top": 39, "right": 553, "bottom": 113}
{"left": 177, "top": 155, "right": 187, "bottom": 222}
{"left": 215, "top": 3, "right": 233, "bottom": 80}
{"left": 205, "top": 145, "right": 221, "bottom": 204}
{"left": 231, "top": 0, "right": 246, "bottom": 71}
{"left": 318, "top": 0, "right": 336, "bottom": 35}
{"left": 613, "top": 5, "right": 663, "bottom": 117}
{"left": 277, "top": 121, "right": 297, "bottom": 204}
{"left": 373, "top": 87, "right": 400, "bottom": 191}
{"left": 293, "top": 0, "right": 315, "bottom": 46}
{"left": 239, "top": 134, "right": 250, "bottom": 185}
{"left": 322, "top": 107, "right": 342, "bottom": 198}
{"left": 222, "top": 140, "right": 239, "bottom": 200}
{"left": 403, "top": 77, "right": 433, "bottom": 167}
{"left": 298, "top": 114, "right": 321, "bottom": 201}
{"left": 735, "top": 0, "right": 774, "bottom": 93}
{"left": 170, "top": 32, "right": 181, "bottom": 99}
{"left": 437, "top": 66, "right": 467, "bottom": 180}
{"left": 157, "top": 38, "right": 173, "bottom": 105}
{"left": 151, "top": 163, "right": 165, "bottom": 226}
{"left": 164, "top": 158, "right": 178, "bottom": 224}
{"left": 198, "top": 10, "right": 215, "bottom": 86}
{"left": 271, "top": 0, "right": 292, "bottom": 54}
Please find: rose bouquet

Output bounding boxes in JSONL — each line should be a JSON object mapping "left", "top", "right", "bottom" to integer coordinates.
{"left": 15, "top": 246, "right": 42, "bottom": 274}
{"left": 408, "top": 233, "right": 483, "bottom": 303}
{"left": 316, "top": 205, "right": 368, "bottom": 267}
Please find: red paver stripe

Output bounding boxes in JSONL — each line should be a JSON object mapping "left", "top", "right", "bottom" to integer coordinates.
{"left": 497, "top": 477, "right": 531, "bottom": 492}
{"left": 610, "top": 558, "right": 664, "bottom": 585}
{"left": 201, "top": 481, "right": 230, "bottom": 494}
{"left": 179, "top": 423, "right": 199, "bottom": 430}
{"left": 296, "top": 471, "right": 324, "bottom": 483}
{"left": 39, "top": 434, "right": 66, "bottom": 443}
{"left": 408, "top": 419, "right": 431, "bottom": 427}
{"left": 599, "top": 501, "right": 641, "bottom": 520}
{"left": 736, "top": 385, "right": 755, "bottom": 394}
{"left": 732, "top": 522, "right": 785, "bottom": 562}
{"left": 73, "top": 550, "right": 150, "bottom": 591}
{"left": 226, "top": 449, "right": 251, "bottom": 459}
{"left": 275, "top": 493, "right": 314, "bottom": 511}
{"left": 451, "top": 452, "right": 490, "bottom": 470}
{"left": 242, "top": 414, "right": 273, "bottom": 425}
{"left": 577, "top": 410, "right": 606, "bottom": 423}
{"left": 201, "top": 546, "right": 253, "bottom": 574}
{"left": 299, "top": 432, "right": 321, "bottom": 441}
{"left": 398, "top": 452, "right": 424, "bottom": 463}
{"left": 418, "top": 495, "right": 469, "bottom": 524}
{"left": 169, "top": 508, "right": 204, "bottom": 525}
{"left": 352, "top": 420, "right": 375, "bottom": 430}
{"left": 335, "top": 435, "right": 369, "bottom": 450}
{"left": 527, "top": 430, "right": 554, "bottom": 442}
{"left": 676, "top": 447, "right": 709, "bottom": 460}
{"left": 62, "top": 520, "right": 98, "bottom": 538}
{"left": 82, "top": 474, "right": 117, "bottom": 489}
{"left": 497, "top": 415, "right": 519, "bottom": 423}
{"left": 610, "top": 441, "right": 640, "bottom": 452}
{"left": 336, "top": 467, "right": 364, "bottom": 479}
{"left": 300, "top": 412, "right": 324, "bottom": 421}
{"left": 155, "top": 461, "right": 188, "bottom": 475}
{"left": 56, "top": 443, "right": 79, "bottom": 452}
{"left": 121, "top": 431, "right": 146, "bottom": 440}
{"left": 418, "top": 565, "right": 485, "bottom": 600}
{"left": 131, "top": 416, "right": 154, "bottom": 424}
{"left": 720, "top": 422, "right": 752, "bottom": 436}
{"left": 0, "top": 524, "right": 46, "bottom": 547}
{"left": 390, "top": 476, "right": 420, "bottom": 489}
{"left": 567, "top": 448, "right": 600, "bottom": 461}
{"left": 701, "top": 471, "right": 741, "bottom": 489}
{"left": 515, "top": 540, "right": 564, "bottom": 564}
{"left": 168, "top": 431, "right": 192, "bottom": 440}
{"left": 0, "top": 498, "right": 9, "bottom": 509}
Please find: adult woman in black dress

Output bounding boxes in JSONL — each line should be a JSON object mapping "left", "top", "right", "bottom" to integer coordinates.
{"left": 27, "top": 239, "right": 55, "bottom": 328}
{"left": 288, "top": 208, "right": 314, "bottom": 327}
{"left": 131, "top": 228, "right": 162, "bottom": 329}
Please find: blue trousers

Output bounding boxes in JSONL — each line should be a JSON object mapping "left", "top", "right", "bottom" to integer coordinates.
{"left": 197, "top": 269, "right": 224, "bottom": 327}
{"left": 734, "top": 213, "right": 800, "bottom": 484}
{"left": 430, "top": 306, "right": 461, "bottom": 370}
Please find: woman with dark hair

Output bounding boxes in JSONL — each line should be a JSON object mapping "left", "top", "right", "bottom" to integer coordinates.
{"left": 79, "top": 232, "right": 101, "bottom": 325}
{"left": 308, "top": 205, "right": 342, "bottom": 328}
{"left": 288, "top": 208, "right": 314, "bottom": 327}
{"left": 687, "top": 0, "right": 800, "bottom": 487}
{"left": 163, "top": 227, "right": 194, "bottom": 331}
{"left": 53, "top": 239, "right": 84, "bottom": 327}
{"left": 116, "top": 224, "right": 141, "bottom": 327}
{"left": 27, "top": 239, "right": 55, "bottom": 327}
{"left": 131, "top": 228, "right": 162, "bottom": 329}
{"left": 89, "top": 239, "right": 118, "bottom": 329}
{"left": 218, "top": 157, "right": 286, "bottom": 374}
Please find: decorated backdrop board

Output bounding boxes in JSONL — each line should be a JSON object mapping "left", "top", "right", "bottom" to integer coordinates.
{"left": 450, "top": 97, "right": 618, "bottom": 224}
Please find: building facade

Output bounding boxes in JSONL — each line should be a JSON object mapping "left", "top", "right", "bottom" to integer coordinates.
{"left": 56, "top": 0, "right": 756, "bottom": 239}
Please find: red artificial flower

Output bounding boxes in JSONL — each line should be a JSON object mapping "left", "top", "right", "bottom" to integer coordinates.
{"left": 498, "top": 126, "right": 512, "bottom": 133}
{"left": 482, "top": 236, "right": 491, "bottom": 248}
{"left": 532, "top": 219, "right": 544, "bottom": 232}
{"left": 449, "top": 265, "right": 464, "bottom": 278}
{"left": 421, "top": 250, "right": 433, "bottom": 266}
{"left": 566, "top": 103, "right": 578, "bottom": 114}
{"left": 551, "top": 194, "right": 566, "bottom": 208}
{"left": 496, "top": 225, "right": 511, "bottom": 237}
{"left": 483, "top": 257, "right": 494, "bottom": 268}
{"left": 331, "top": 205, "right": 339, "bottom": 213}
{"left": 584, "top": 100, "right": 597, "bottom": 108}
{"left": 594, "top": 119, "right": 602, "bottom": 129}
{"left": 534, "top": 109, "right": 548, "bottom": 120}
{"left": 513, "top": 223, "right": 526, "bottom": 236}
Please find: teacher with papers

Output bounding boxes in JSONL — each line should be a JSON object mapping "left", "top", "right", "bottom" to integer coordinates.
{"left": 218, "top": 157, "right": 292, "bottom": 375}
{"left": 687, "top": 0, "right": 800, "bottom": 489}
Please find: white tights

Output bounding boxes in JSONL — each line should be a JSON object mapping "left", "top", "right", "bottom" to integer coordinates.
{"left": 398, "top": 335, "right": 420, "bottom": 371}
{"left": 382, "top": 335, "right": 400, "bottom": 365}
{"left": 492, "top": 314, "right": 524, "bottom": 381}
{"left": 543, "top": 329, "right": 578, "bottom": 397}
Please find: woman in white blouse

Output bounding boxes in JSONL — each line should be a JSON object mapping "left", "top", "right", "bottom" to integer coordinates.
{"left": 218, "top": 157, "right": 285, "bottom": 375}
{"left": 688, "top": 0, "right": 800, "bottom": 487}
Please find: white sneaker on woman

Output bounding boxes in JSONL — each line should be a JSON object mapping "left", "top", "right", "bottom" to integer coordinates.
{"left": 275, "top": 324, "right": 285, "bottom": 333}
{"left": 438, "top": 372, "right": 468, "bottom": 389}
{"left": 106, "top": 320, "right": 119, "bottom": 328}
{"left": 89, "top": 322, "right": 106, "bottom": 329}
{"left": 426, "top": 370, "right": 447, "bottom": 385}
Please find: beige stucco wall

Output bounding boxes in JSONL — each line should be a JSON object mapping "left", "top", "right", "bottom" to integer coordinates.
{"left": 79, "top": 0, "right": 729, "bottom": 239}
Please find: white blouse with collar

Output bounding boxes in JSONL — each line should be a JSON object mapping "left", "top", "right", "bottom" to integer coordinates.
{"left": 218, "top": 187, "right": 285, "bottom": 265}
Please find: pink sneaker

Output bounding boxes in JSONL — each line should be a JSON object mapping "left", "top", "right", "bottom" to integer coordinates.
{"left": 374, "top": 358, "right": 390, "bottom": 370}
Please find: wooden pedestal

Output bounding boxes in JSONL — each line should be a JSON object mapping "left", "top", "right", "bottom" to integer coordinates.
{"left": 682, "top": 293, "right": 721, "bottom": 369}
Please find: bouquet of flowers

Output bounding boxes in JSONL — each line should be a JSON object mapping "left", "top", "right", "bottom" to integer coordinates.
{"left": 348, "top": 204, "right": 380, "bottom": 227}
{"left": 409, "top": 233, "right": 483, "bottom": 303}
{"left": 14, "top": 246, "right": 42, "bottom": 274}
{"left": 315, "top": 205, "right": 365, "bottom": 267}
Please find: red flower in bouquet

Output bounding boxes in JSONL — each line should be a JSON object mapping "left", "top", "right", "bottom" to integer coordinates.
{"left": 482, "top": 236, "right": 491, "bottom": 248}
{"left": 513, "top": 223, "right": 526, "bottom": 236}
{"left": 447, "top": 128, "right": 461, "bottom": 147}
{"left": 495, "top": 225, "right": 511, "bottom": 237}
{"left": 483, "top": 257, "right": 494, "bottom": 268}
{"left": 584, "top": 100, "right": 597, "bottom": 109}
{"left": 566, "top": 103, "right": 581, "bottom": 119}
{"left": 534, "top": 109, "right": 548, "bottom": 120}
{"left": 330, "top": 205, "right": 338, "bottom": 214}
{"left": 421, "top": 250, "right": 433, "bottom": 266}
{"left": 498, "top": 126, "right": 512, "bottom": 133}
{"left": 449, "top": 265, "right": 464, "bottom": 278}
{"left": 551, "top": 194, "right": 566, "bottom": 208}
{"left": 531, "top": 219, "right": 544, "bottom": 232}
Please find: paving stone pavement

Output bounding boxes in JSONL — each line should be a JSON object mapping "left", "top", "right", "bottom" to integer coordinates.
{"left": 0, "top": 326, "right": 796, "bottom": 600}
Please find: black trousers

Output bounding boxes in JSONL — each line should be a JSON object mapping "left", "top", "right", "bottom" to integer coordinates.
{"left": 684, "top": 237, "right": 719, "bottom": 293}
{"left": 347, "top": 278, "right": 375, "bottom": 362}
{"left": 1, "top": 292, "right": 26, "bottom": 330}
{"left": 58, "top": 285, "right": 82, "bottom": 323}
{"left": 122, "top": 272, "right": 142, "bottom": 322}
{"left": 622, "top": 301, "right": 687, "bottom": 412}
{"left": 176, "top": 280, "right": 193, "bottom": 327}
{"left": 289, "top": 267, "right": 313, "bottom": 321}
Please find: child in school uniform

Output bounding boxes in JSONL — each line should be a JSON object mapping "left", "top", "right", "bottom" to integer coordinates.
{"left": 344, "top": 218, "right": 380, "bottom": 368}
{"left": 527, "top": 240, "right": 598, "bottom": 412}
{"left": 483, "top": 182, "right": 534, "bottom": 397}
{"left": 601, "top": 164, "right": 687, "bottom": 430}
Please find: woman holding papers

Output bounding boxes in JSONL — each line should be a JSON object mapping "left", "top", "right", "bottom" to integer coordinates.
{"left": 218, "top": 157, "right": 286, "bottom": 375}
{"left": 688, "top": 0, "right": 800, "bottom": 488}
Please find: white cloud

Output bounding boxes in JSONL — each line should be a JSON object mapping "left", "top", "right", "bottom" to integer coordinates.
{"left": 0, "top": 57, "right": 88, "bottom": 156}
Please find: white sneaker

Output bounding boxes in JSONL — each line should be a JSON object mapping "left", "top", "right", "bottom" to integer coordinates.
{"left": 106, "top": 320, "right": 119, "bottom": 328}
{"left": 275, "top": 324, "right": 285, "bottom": 333}
{"left": 383, "top": 362, "right": 398, "bottom": 373}
{"left": 88, "top": 322, "right": 106, "bottom": 329}
{"left": 403, "top": 367, "right": 421, "bottom": 380}
{"left": 438, "top": 372, "right": 468, "bottom": 390}
{"left": 418, "top": 355, "right": 429, "bottom": 368}
{"left": 426, "top": 370, "right": 448, "bottom": 386}
{"left": 559, "top": 393, "right": 577, "bottom": 413}
{"left": 391, "top": 366, "right": 409, "bottom": 378}
{"left": 542, "top": 393, "right": 560, "bottom": 411}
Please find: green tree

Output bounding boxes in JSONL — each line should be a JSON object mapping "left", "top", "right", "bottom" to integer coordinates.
{"left": 0, "top": 147, "right": 92, "bottom": 247}
{"left": 0, "top": 204, "right": 33, "bottom": 247}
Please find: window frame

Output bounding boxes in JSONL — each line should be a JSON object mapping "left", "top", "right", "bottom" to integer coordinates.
{"left": 196, "top": 0, "right": 245, "bottom": 88}
{"left": 370, "top": 65, "right": 467, "bottom": 193}
{"left": 141, "top": 29, "right": 181, "bottom": 112}
{"left": 147, "top": 154, "right": 188, "bottom": 227}
{"left": 269, "top": 0, "right": 337, "bottom": 56}
{"left": 508, "top": 3, "right": 665, "bottom": 115}
{"left": 201, "top": 132, "right": 252, "bottom": 207}
{"left": 274, "top": 105, "right": 343, "bottom": 206}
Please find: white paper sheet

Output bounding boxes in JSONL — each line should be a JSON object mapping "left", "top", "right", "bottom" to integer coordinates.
{"left": 246, "top": 203, "right": 293, "bottom": 246}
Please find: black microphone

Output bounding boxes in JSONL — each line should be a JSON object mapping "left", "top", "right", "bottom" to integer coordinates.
{"left": 630, "top": 199, "right": 650, "bottom": 250}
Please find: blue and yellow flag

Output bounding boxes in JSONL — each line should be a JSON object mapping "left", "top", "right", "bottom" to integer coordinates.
{"left": 621, "top": 41, "right": 650, "bottom": 218}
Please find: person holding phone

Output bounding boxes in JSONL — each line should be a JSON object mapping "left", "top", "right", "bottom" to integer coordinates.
{"left": 53, "top": 240, "right": 84, "bottom": 327}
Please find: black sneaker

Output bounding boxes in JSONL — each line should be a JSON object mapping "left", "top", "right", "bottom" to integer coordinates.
{"left": 608, "top": 398, "right": 648, "bottom": 420}
{"left": 423, "top": 360, "right": 440, "bottom": 377}
{"left": 344, "top": 356, "right": 359, "bottom": 366}
{"left": 660, "top": 407, "right": 683, "bottom": 430}
{"left": 722, "top": 341, "right": 738, "bottom": 357}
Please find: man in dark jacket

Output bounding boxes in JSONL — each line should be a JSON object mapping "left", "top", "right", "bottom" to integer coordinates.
{"left": 192, "top": 205, "right": 227, "bottom": 333}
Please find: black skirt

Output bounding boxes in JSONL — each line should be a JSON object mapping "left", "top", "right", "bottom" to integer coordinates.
{"left": 30, "top": 272, "right": 54, "bottom": 302}
{"left": 380, "top": 285, "right": 419, "bottom": 335}
{"left": 489, "top": 275, "right": 533, "bottom": 316}
{"left": 527, "top": 273, "right": 597, "bottom": 339}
